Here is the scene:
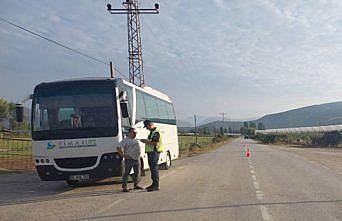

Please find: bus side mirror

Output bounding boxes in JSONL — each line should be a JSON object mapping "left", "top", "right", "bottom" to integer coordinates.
{"left": 16, "top": 104, "right": 24, "bottom": 122}
{"left": 120, "top": 101, "right": 129, "bottom": 118}
{"left": 119, "top": 90, "right": 129, "bottom": 118}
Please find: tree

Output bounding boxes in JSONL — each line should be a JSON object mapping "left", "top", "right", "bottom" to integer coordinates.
{"left": 243, "top": 121, "right": 249, "bottom": 128}
{"left": 249, "top": 121, "right": 256, "bottom": 129}
{"left": 257, "top": 122, "right": 265, "bottom": 130}
{"left": 219, "top": 127, "right": 224, "bottom": 135}
{"left": 0, "top": 98, "right": 30, "bottom": 133}
{"left": 0, "top": 99, "right": 9, "bottom": 120}
{"left": 203, "top": 127, "right": 210, "bottom": 135}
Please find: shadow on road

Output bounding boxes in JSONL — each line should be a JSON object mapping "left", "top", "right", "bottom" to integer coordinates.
{"left": 0, "top": 187, "right": 125, "bottom": 207}
{"left": 0, "top": 172, "right": 125, "bottom": 207}
{"left": 71, "top": 199, "right": 342, "bottom": 221}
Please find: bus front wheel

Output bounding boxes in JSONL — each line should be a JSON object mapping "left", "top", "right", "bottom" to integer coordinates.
{"left": 161, "top": 152, "right": 171, "bottom": 170}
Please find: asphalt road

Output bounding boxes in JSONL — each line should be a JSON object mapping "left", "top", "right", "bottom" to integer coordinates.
{"left": 1, "top": 138, "right": 341, "bottom": 221}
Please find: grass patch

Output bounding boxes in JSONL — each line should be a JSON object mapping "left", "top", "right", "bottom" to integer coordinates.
{"left": 0, "top": 138, "right": 32, "bottom": 157}
{"left": 178, "top": 135, "right": 233, "bottom": 157}
{"left": 178, "top": 135, "right": 213, "bottom": 150}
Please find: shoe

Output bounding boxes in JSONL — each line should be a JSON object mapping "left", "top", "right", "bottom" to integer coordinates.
{"left": 145, "top": 184, "right": 154, "bottom": 189}
{"left": 147, "top": 186, "right": 160, "bottom": 192}
{"left": 134, "top": 185, "right": 143, "bottom": 190}
{"left": 122, "top": 188, "right": 130, "bottom": 192}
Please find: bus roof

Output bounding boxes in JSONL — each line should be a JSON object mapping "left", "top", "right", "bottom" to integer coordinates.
{"left": 36, "top": 77, "right": 173, "bottom": 103}
{"left": 121, "top": 79, "right": 172, "bottom": 103}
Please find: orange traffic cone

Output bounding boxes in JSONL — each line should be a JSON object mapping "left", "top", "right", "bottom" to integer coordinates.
{"left": 246, "top": 148, "right": 250, "bottom": 157}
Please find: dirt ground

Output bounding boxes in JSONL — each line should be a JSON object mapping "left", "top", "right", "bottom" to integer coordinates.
{"left": 271, "top": 144, "right": 342, "bottom": 173}
{"left": 0, "top": 157, "right": 35, "bottom": 171}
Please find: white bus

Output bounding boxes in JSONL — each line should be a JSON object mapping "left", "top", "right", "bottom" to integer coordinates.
{"left": 16, "top": 78, "right": 179, "bottom": 185}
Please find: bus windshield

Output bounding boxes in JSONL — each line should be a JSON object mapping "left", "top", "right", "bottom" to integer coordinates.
{"left": 32, "top": 80, "right": 118, "bottom": 140}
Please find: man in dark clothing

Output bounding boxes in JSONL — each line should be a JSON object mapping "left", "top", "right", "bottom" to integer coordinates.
{"left": 141, "top": 120, "right": 163, "bottom": 192}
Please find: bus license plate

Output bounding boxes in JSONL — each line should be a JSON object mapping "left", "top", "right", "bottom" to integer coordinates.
{"left": 70, "top": 174, "right": 89, "bottom": 181}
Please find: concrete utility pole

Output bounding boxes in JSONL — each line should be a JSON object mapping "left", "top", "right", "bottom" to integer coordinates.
{"left": 219, "top": 112, "right": 227, "bottom": 122}
{"left": 107, "top": 0, "right": 159, "bottom": 87}
{"left": 194, "top": 114, "right": 198, "bottom": 144}
{"left": 109, "top": 61, "right": 115, "bottom": 78}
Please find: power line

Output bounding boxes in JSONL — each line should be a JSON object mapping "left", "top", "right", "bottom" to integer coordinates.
{"left": 0, "top": 16, "right": 128, "bottom": 79}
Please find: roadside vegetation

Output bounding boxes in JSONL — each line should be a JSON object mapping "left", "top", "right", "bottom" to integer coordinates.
{"left": 255, "top": 131, "right": 342, "bottom": 148}
{"left": 0, "top": 98, "right": 30, "bottom": 136}
{"left": 178, "top": 134, "right": 233, "bottom": 157}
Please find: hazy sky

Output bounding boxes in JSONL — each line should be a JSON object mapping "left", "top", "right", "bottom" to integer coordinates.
{"left": 1, "top": 0, "right": 342, "bottom": 120}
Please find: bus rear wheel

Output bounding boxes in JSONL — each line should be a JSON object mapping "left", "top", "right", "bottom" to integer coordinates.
{"left": 161, "top": 152, "right": 171, "bottom": 170}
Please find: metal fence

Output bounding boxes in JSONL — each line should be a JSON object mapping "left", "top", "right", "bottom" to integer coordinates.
{"left": 0, "top": 133, "right": 215, "bottom": 171}
{"left": 0, "top": 132, "right": 34, "bottom": 171}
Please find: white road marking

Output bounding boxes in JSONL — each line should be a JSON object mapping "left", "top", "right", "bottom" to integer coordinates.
{"left": 96, "top": 198, "right": 124, "bottom": 215}
{"left": 253, "top": 181, "right": 260, "bottom": 190}
{"left": 256, "top": 194, "right": 264, "bottom": 200}
{"left": 247, "top": 157, "right": 273, "bottom": 220}
{"left": 260, "top": 205, "right": 273, "bottom": 221}
{"left": 256, "top": 190, "right": 264, "bottom": 200}
{"left": 255, "top": 190, "right": 262, "bottom": 194}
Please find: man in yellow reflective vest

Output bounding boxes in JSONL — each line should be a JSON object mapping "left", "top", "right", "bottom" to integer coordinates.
{"left": 141, "top": 120, "right": 163, "bottom": 192}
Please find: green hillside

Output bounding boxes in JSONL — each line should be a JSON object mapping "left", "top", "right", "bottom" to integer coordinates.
{"left": 255, "top": 101, "right": 342, "bottom": 129}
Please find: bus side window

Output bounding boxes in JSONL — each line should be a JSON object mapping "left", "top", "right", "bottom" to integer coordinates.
{"left": 136, "top": 90, "right": 147, "bottom": 123}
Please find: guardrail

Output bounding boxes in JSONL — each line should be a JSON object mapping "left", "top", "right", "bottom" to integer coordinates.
{"left": 0, "top": 135, "right": 34, "bottom": 171}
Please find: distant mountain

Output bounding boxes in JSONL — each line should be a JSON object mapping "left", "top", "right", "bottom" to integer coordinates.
{"left": 255, "top": 101, "right": 342, "bottom": 129}
{"left": 189, "top": 101, "right": 342, "bottom": 131}
{"left": 176, "top": 119, "right": 193, "bottom": 127}
{"left": 199, "top": 121, "right": 244, "bottom": 131}
{"left": 181, "top": 116, "right": 220, "bottom": 126}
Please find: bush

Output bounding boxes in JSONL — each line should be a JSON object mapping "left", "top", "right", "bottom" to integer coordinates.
{"left": 212, "top": 135, "right": 227, "bottom": 143}
{"left": 256, "top": 134, "right": 277, "bottom": 144}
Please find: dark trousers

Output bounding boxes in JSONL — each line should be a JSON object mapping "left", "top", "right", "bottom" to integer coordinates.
{"left": 122, "top": 159, "right": 140, "bottom": 188}
{"left": 147, "top": 151, "right": 160, "bottom": 187}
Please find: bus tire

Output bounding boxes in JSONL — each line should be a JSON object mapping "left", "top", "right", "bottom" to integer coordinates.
{"left": 161, "top": 151, "right": 171, "bottom": 170}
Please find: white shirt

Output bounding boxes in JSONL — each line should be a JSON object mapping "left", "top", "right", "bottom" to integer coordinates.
{"left": 118, "top": 137, "right": 141, "bottom": 160}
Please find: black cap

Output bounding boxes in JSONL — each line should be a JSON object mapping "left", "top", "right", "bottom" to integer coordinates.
{"left": 143, "top": 120, "right": 152, "bottom": 128}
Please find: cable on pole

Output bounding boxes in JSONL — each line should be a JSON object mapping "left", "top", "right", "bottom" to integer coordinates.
{"left": 106, "top": 0, "right": 159, "bottom": 87}
{"left": 0, "top": 16, "right": 128, "bottom": 80}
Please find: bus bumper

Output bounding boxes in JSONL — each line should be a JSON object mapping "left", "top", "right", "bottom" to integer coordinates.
{"left": 36, "top": 152, "right": 123, "bottom": 181}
